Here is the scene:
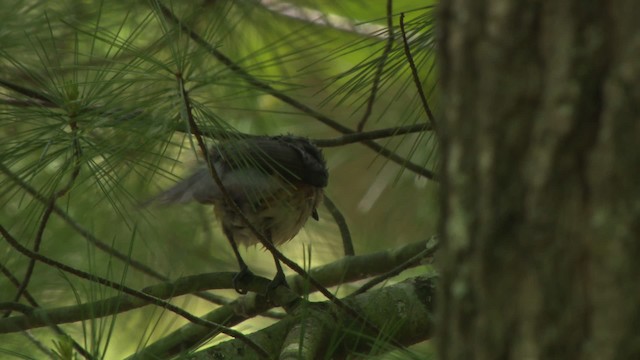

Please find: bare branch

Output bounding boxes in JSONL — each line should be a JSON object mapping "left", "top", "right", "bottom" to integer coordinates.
{"left": 314, "top": 122, "right": 431, "bottom": 147}
{"left": 357, "top": 0, "right": 395, "bottom": 131}
{"left": 0, "top": 78, "right": 55, "bottom": 105}
{"left": 127, "top": 238, "right": 433, "bottom": 359}
{"left": 399, "top": 13, "right": 438, "bottom": 130}
{"left": 190, "top": 276, "right": 437, "bottom": 359}
{"left": 323, "top": 194, "right": 354, "bottom": 256}
{"left": 351, "top": 235, "right": 438, "bottom": 297}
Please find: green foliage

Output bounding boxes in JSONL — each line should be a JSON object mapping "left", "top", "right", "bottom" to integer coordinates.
{"left": 52, "top": 335, "right": 78, "bottom": 360}
{"left": 1, "top": 0, "right": 438, "bottom": 358}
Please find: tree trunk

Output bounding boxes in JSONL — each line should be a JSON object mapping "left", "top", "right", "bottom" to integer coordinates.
{"left": 437, "top": 1, "right": 640, "bottom": 359}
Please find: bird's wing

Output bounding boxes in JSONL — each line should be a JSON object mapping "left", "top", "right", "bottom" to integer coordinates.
{"left": 141, "top": 166, "right": 218, "bottom": 205}
{"left": 144, "top": 136, "right": 328, "bottom": 206}
{"left": 213, "top": 136, "right": 328, "bottom": 188}
{"left": 142, "top": 167, "right": 281, "bottom": 206}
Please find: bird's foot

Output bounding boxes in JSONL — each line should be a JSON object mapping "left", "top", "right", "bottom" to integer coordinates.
{"left": 266, "top": 270, "right": 288, "bottom": 294}
{"left": 232, "top": 266, "right": 254, "bottom": 294}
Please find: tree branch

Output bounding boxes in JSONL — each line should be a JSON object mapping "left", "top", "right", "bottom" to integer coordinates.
{"left": 0, "top": 250, "right": 94, "bottom": 359}
{"left": 313, "top": 122, "right": 431, "bottom": 147}
{"left": 357, "top": 0, "right": 395, "bottom": 131}
{"left": 128, "top": 238, "right": 435, "bottom": 359}
{"left": 323, "top": 194, "right": 354, "bottom": 256}
{"left": 188, "top": 275, "right": 437, "bottom": 359}
{"left": 0, "top": 225, "right": 269, "bottom": 358}
{"left": 351, "top": 234, "right": 438, "bottom": 297}
{"left": 0, "top": 238, "right": 433, "bottom": 335}
{"left": 399, "top": 13, "right": 438, "bottom": 130}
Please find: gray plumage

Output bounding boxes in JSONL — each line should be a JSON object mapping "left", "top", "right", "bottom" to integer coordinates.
{"left": 147, "top": 135, "right": 328, "bottom": 246}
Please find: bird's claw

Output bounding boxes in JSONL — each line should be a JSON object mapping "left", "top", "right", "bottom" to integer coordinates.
{"left": 232, "top": 267, "right": 254, "bottom": 294}
{"left": 266, "top": 270, "right": 288, "bottom": 294}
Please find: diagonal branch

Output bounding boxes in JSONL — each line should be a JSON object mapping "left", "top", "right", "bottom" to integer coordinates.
{"left": 129, "top": 238, "right": 433, "bottom": 359}
{"left": 357, "top": 0, "right": 395, "bottom": 131}
{"left": 0, "top": 238, "right": 432, "bottom": 335}
{"left": 351, "top": 235, "right": 438, "bottom": 297}
{"left": 399, "top": 13, "right": 438, "bottom": 130}
{"left": 0, "top": 272, "right": 272, "bottom": 334}
{"left": 323, "top": 194, "right": 354, "bottom": 256}
{"left": 0, "top": 262, "right": 94, "bottom": 360}
{"left": 314, "top": 122, "right": 432, "bottom": 147}
{"left": 0, "top": 225, "right": 269, "bottom": 358}
{"left": 191, "top": 275, "right": 437, "bottom": 359}
{"left": 0, "top": 78, "right": 55, "bottom": 105}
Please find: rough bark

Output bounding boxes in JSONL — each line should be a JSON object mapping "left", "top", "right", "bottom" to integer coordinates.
{"left": 438, "top": 0, "right": 640, "bottom": 359}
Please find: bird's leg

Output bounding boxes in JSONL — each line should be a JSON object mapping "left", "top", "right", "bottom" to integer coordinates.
{"left": 266, "top": 231, "right": 288, "bottom": 293}
{"left": 268, "top": 253, "right": 288, "bottom": 291}
{"left": 223, "top": 227, "right": 253, "bottom": 294}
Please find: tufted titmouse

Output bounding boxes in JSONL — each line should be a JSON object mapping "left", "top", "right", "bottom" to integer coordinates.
{"left": 147, "top": 135, "right": 328, "bottom": 293}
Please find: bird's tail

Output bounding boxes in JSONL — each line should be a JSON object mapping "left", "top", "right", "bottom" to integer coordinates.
{"left": 140, "top": 168, "right": 217, "bottom": 207}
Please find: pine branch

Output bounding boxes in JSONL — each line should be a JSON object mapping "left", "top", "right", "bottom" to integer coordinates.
{"left": 0, "top": 225, "right": 269, "bottom": 358}
{"left": 124, "top": 238, "right": 435, "bottom": 359}
{"left": 190, "top": 275, "right": 437, "bottom": 359}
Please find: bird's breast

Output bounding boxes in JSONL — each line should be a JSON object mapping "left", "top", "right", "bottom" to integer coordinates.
{"left": 213, "top": 184, "right": 323, "bottom": 247}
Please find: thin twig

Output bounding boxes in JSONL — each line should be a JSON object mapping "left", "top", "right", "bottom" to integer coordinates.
{"left": 0, "top": 264, "right": 39, "bottom": 306}
{"left": 22, "top": 330, "right": 57, "bottom": 360}
{"left": 0, "top": 225, "right": 269, "bottom": 359}
{"left": 314, "top": 122, "right": 431, "bottom": 147}
{"left": 399, "top": 13, "right": 437, "bottom": 130}
{"left": 0, "top": 78, "right": 55, "bottom": 105}
{"left": 0, "top": 260, "right": 94, "bottom": 359}
{"left": 323, "top": 195, "right": 354, "bottom": 256}
{"left": 0, "top": 164, "right": 167, "bottom": 279}
{"left": 357, "top": 0, "right": 395, "bottom": 131}
{"left": 350, "top": 236, "right": 439, "bottom": 297}
{"left": 5, "top": 206, "right": 54, "bottom": 317}
{"left": 0, "top": 98, "right": 57, "bottom": 107}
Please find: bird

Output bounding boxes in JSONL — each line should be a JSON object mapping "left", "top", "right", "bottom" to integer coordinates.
{"left": 146, "top": 135, "right": 329, "bottom": 294}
